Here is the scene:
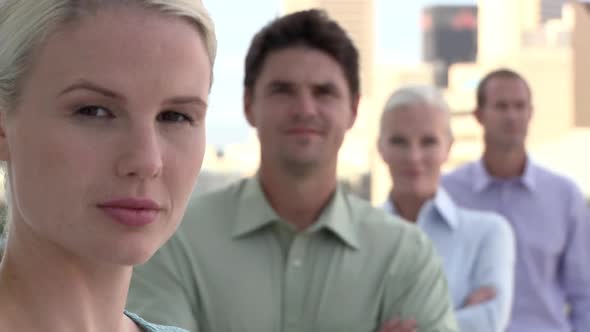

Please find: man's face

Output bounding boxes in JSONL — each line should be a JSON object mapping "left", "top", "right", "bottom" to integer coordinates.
{"left": 476, "top": 77, "right": 532, "bottom": 150}
{"left": 244, "top": 46, "right": 358, "bottom": 175}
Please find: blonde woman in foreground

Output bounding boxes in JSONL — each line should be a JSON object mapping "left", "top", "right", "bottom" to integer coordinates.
{"left": 0, "top": 1, "right": 216, "bottom": 331}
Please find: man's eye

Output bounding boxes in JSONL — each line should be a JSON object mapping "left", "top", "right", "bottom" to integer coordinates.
{"left": 157, "top": 111, "right": 194, "bottom": 124}
{"left": 315, "top": 87, "right": 335, "bottom": 96}
{"left": 270, "top": 87, "right": 290, "bottom": 95}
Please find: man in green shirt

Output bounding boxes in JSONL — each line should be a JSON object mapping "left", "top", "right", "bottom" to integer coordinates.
{"left": 128, "top": 9, "right": 458, "bottom": 332}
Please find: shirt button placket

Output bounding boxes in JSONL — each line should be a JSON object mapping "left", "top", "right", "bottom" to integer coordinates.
{"left": 284, "top": 234, "right": 308, "bottom": 332}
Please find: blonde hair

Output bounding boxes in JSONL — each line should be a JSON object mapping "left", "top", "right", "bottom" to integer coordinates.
{"left": 380, "top": 84, "right": 453, "bottom": 139}
{"left": 0, "top": 0, "right": 217, "bottom": 112}
{"left": 383, "top": 85, "right": 450, "bottom": 115}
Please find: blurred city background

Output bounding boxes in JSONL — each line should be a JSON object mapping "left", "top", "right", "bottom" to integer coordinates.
{"left": 192, "top": 0, "right": 590, "bottom": 206}
{"left": 1, "top": 0, "right": 589, "bottom": 219}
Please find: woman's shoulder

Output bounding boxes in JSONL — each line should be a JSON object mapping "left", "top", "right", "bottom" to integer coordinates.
{"left": 455, "top": 205, "right": 514, "bottom": 240}
{"left": 125, "top": 311, "right": 189, "bottom": 332}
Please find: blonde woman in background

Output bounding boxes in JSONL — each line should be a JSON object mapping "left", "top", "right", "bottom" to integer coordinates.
{"left": 0, "top": 1, "right": 216, "bottom": 331}
{"left": 378, "top": 85, "right": 516, "bottom": 332}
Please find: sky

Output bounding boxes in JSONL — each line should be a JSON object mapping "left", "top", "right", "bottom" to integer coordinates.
{"left": 202, "top": 0, "right": 475, "bottom": 146}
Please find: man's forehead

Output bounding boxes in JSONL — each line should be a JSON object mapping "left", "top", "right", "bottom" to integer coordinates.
{"left": 488, "top": 76, "right": 527, "bottom": 90}
{"left": 257, "top": 48, "right": 347, "bottom": 86}
{"left": 487, "top": 77, "right": 529, "bottom": 96}
{"left": 260, "top": 62, "right": 343, "bottom": 84}
{"left": 263, "top": 76, "right": 341, "bottom": 88}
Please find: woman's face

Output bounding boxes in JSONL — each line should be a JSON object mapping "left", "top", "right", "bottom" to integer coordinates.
{"left": 378, "top": 104, "right": 452, "bottom": 199}
{"left": 0, "top": 7, "right": 211, "bottom": 265}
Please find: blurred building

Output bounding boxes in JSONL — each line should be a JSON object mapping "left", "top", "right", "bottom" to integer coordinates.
{"left": 195, "top": 134, "right": 259, "bottom": 194}
{"left": 477, "top": 0, "right": 527, "bottom": 63}
{"left": 422, "top": 5, "right": 477, "bottom": 87}
{"left": 478, "top": 0, "right": 572, "bottom": 63}
{"left": 572, "top": 0, "right": 590, "bottom": 126}
{"left": 370, "top": 0, "right": 590, "bottom": 204}
{"left": 540, "top": 0, "right": 569, "bottom": 22}
{"left": 202, "top": 131, "right": 260, "bottom": 177}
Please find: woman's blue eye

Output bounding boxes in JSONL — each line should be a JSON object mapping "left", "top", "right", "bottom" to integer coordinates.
{"left": 76, "top": 106, "right": 113, "bottom": 118}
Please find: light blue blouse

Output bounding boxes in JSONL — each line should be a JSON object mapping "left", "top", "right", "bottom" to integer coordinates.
{"left": 383, "top": 189, "right": 516, "bottom": 332}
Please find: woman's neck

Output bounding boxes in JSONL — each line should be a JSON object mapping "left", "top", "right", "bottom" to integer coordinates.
{"left": 390, "top": 191, "right": 434, "bottom": 223}
{"left": 0, "top": 223, "right": 138, "bottom": 332}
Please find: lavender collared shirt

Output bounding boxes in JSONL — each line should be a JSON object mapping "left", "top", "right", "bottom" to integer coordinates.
{"left": 442, "top": 158, "right": 590, "bottom": 332}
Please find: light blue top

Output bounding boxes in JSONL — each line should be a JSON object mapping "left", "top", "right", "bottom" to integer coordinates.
{"left": 126, "top": 311, "right": 188, "bottom": 332}
{"left": 382, "top": 189, "right": 516, "bottom": 332}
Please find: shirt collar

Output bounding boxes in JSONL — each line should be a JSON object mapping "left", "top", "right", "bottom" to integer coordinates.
{"left": 473, "top": 157, "right": 536, "bottom": 192}
{"left": 521, "top": 159, "right": 536, "bottom": 190}
{"left": 232, "top": 176, "right": 280, "bottom": 238}
{"left": 311, "top": 187, "right": 360, "bottom": 250}
{"left": 382, "top": 188, "right": 459, "bottom": 230}
{"left": 431, "top": 188, "right": 460, "bottom": 229}
{"left": 232, "top": 176, "right": 360, "bottom": 250}
{"left": 473, "top": 159, "right": 494, "bottom": 192}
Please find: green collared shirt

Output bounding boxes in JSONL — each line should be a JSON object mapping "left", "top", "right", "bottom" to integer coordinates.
{"left": 128, "top": 177, "right": 458, "bottom": 332}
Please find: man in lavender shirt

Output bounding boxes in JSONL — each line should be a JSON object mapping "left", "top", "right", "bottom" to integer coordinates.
{"left": 442, "top": 68, "right": 590, "bottom": 332}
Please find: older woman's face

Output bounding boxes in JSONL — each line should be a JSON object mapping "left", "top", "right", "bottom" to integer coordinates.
{"left": 378, "top": 104, "right": 452, "bottom": 198}
{"left": 0, "top": 7, "right": 211, "bottom": 265}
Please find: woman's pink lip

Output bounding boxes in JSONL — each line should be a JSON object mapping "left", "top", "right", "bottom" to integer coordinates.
{"left": 98, "top": 198, "right": 161, "bottom": 210}
{"left": 97, "top": 198, "right": 162, "bottom": 226}
{"left": 99, "top": 207, "right": 159, "bottom": 226}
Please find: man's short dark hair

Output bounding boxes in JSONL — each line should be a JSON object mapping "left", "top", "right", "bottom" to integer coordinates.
{"left": 476, "top": 68, "right": 532, "bottom": 109}
{"left": 244, "top": 9, "right": 360, "bottom": 98}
